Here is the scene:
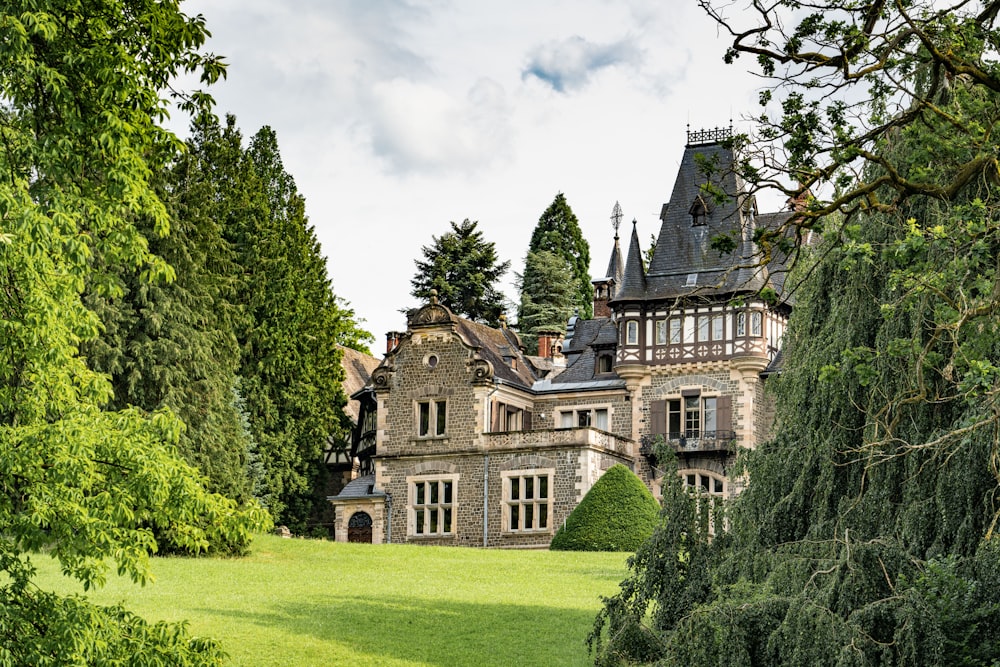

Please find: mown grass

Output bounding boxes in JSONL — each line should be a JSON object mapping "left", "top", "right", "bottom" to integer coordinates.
{"left": 32, "top": 534, "right": 629, "bottom": 666}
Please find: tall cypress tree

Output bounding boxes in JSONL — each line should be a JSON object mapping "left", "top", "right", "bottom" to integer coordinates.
{"left": 522, "top": 193, "right": 592, "bottom": 320}
{"left": 226, "top": 125, "right": 371, "bottom": 531}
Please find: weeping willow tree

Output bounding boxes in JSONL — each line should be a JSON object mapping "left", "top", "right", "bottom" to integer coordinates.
{"left": 591, "top": 5, "right": 1000, "bottom": 664}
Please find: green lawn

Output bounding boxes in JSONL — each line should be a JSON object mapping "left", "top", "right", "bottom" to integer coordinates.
{"left": 32, "top": 534, "right": 628, "bottom": 666}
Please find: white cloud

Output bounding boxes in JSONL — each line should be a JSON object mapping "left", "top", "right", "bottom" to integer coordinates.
{"left": 522, "top": 36, "right": 642, "bottom": 92}
{"left": 366, "top": 77, "right": 512, "bottom": 174}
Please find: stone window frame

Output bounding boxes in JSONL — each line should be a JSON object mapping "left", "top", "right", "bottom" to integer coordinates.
{"left": 664, "top": 394, "right": 721, "bottom": 438}
{"left": 678, "top": 467, "right": 727, "bottom": 535}
{"left": 501, "top": 468, "right": 555, "bottom": 534}
{"left": 415, "top": 398, "right": 447, "bottom": 438}
{"left": 406, "top": 473, "right": 459, "bottom": 537}
{"left": 557, "top": 405, "right": 611, "bottom": 431}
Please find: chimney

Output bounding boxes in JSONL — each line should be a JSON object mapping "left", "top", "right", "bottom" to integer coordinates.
{"left": 592, "top": 280, "right": 614, "bottom": 318}
{"left": 536, "top": 330, "right": 564, "bottom": 359}
{"left": 386, "top": 331, "right": 403, "bottom": 354}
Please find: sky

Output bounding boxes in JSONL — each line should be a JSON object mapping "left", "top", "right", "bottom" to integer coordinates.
{"left": 175, "top": 0, "right": 773, "bottom": 352}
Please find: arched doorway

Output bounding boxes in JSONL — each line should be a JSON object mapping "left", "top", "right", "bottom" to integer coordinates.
{"left": 347, "top": 511, "right": 373, "bottom": 543}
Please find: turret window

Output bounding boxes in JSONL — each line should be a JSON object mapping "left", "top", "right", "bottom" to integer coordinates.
{"left": 626, "top": 320, "right": 639, "bottom": 345}
{"left": 751, "top": 311, "right": 763, "bottom": 337}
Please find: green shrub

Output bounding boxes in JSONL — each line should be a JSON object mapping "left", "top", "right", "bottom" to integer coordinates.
{"left": 550, "top": 464, "right": 661, "bottom": 552}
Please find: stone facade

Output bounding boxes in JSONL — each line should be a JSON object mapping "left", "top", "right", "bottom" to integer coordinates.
{"left": 332, "top": 131, "right": 794, "bottom": 547}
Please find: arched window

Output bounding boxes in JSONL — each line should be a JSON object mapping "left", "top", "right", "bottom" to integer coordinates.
{"left": 689, "top": 195, "right": 711, "bottom": 226}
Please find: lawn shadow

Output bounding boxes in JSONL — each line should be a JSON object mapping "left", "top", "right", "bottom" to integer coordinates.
{"left": 199, "top": 593, "right": 599, "bottom": 666}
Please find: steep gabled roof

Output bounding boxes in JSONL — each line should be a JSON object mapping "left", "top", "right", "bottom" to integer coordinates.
{"left": 339, "top": 345, "right": 381, "bottom": 423}
{"left": 619, "top": 135, "right": 796, "bottom": 304}
{"left": 543, "top": 318, "right": 623, "bottom": 387}
{"left": 452, "top": 317, "right": 538, "bottom": 389}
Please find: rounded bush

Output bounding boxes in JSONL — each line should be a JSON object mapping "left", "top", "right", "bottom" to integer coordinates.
{"left": 550, "top": 464, "right": 661, "bottom": 551}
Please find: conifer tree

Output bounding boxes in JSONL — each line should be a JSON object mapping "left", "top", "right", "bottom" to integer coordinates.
{"left": 410, "top": 219, "right": 511, "bottom": 326}
{"left": 522, "top": 193, "right": 592, "bottom": 320}
{"left": 226, "top": 125, "right": 371, "bottom": 532}
{"left": 516, "top": 250, "right": 577, "bottom": 352}
{"left": 84, "top": 116, "right": 251, "bottom": 503}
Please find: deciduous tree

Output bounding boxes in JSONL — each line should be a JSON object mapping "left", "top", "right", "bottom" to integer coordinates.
{"left": 0, "top": 1, "right": 266, "bottom": 662}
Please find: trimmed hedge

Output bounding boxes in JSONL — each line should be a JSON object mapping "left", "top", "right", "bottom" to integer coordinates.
{"left": 550, "top": 464, "right": 661, "bottom": 551}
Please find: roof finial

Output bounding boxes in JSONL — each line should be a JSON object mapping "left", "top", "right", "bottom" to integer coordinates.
{"left": 429, "top": 289, "right": 438, "bottom": 305}
{"left": 611, "top": 201, "right": 622, "bottom": 237}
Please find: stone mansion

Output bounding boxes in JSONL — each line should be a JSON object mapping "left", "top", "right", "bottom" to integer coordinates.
{"left": 329, "top": 128, "right": 796, "bottom": 547}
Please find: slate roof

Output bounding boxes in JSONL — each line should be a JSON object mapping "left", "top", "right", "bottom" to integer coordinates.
{"left": 339, "top": 346, "right": 381, "bottom": 423}
{"left": 452, "top": 317, "right": 537, "bottom": 389}
{"left": 330, "top": 474, "right": 384, "bottom": 500}
{"left": 543, "top": 318, "right": 623, "bottom": 387}
{"left": 613, "top": 139, "right": 796, "bottom": 305}
{"left": 599, "top": 232, "right": 624, "bottom": 283}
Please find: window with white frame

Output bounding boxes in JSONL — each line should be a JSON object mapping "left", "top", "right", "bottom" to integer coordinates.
{"left": 669, "top": 318, "right": 682, "bottom": 343}
{"left": 655, "top": 319, "right": 667, "bottom": 345}
{"left": 712, "top": 314, "right": 724, "bottom": 340}
{"left": 408, "top": 475, "right": 457, "bottom": 536}
{"left": 667, "top": 396, "right": 718, "bottom": 438}
{"left": 751, "top": 311, "right": 762, "bottom": 337}
{"left": 559, "top": 407, "right": 609, "bottom": 430}
{"left": 417, "top": 399, "right": 447, "bottom": 437}
{"left": 503, "top": 469, "right": 553, "bottom": 533}
{"left": 680, "top": 469, "right": 727, "bottom": 535}
{"left": 626, "top": 320, "right": 639, "bottom": 345}
{"left": 736, "top": 312, "right": 746, "bottom": 337}
{"left": 697, "top": 315, "right": 709, "bottom": 341}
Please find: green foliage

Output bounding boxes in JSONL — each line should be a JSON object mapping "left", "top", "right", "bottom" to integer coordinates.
{"left": 524, "top": 193, "right": 593, "bottom": 320}
{"left": 221, "top": 122, "right": 371, "bottom": 532}
{"left": 517, "top": 250, "right": 577, "bottom": 348}
{"left": 591, "top": 78, "right": 1000, "bottom": 664}
{"left": 551, "top": 465, "right": 661, "bottom": 552}
{"left": 411, "top": 219, "right": 511, "bottom": 326}
{"left": 83, "top": 117, "right": 253, "bottom": 506}
{"left": 0, "top": 0, "right": 267, "bottom": 661}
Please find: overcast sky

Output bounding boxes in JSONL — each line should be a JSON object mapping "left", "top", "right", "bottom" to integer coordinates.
{"left": 176, "top": 0, "right": 771, "bottom": 353}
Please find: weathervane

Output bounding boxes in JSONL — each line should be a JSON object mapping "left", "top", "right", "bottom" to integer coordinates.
{"left": 611, "top": 201, "right": 623, "bottom": 237}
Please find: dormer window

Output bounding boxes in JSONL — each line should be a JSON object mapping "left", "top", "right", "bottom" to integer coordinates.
{"left": 689, "top": 195, "right": 711, "bottom": 226}
{"left": 597, "top": 354, "right": 613, "bottom": 374}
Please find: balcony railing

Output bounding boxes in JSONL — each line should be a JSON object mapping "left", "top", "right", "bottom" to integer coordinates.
{"left": 639, "top": 431, "right": 737, "bottom": 457}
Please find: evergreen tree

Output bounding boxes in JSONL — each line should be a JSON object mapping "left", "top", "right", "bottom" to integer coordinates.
{"left": 516, "top": 250, "right": 577, "bottom": 353}
{"left": 84, "top": 116, "right": 251, "bottom": 503}
{"left": 226, "top": 125, "right": 371, "bottom": 532}
{"left": 410, "top": 219, "right": 511, "bottom": 326}
{"left": 523, "top": 193, "right": 592, "bottom": 320}
{"left": 591, "top": 78, "right": 1000, "bottom": 666}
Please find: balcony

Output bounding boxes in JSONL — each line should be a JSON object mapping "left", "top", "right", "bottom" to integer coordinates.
{"left": 484, "top": 427, "right": 634, "bottom": 458}
{"left": 639, "top": 431, "right": 737, "bottom": 458}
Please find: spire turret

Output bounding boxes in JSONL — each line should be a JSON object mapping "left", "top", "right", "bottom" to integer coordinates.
{"left": 613, "top": 219, "right": 646, "bottom": 302}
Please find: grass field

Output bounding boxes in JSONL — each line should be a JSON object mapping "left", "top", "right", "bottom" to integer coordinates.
{"left": 31, "top": 534, "right": 629, "bottom": 666}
